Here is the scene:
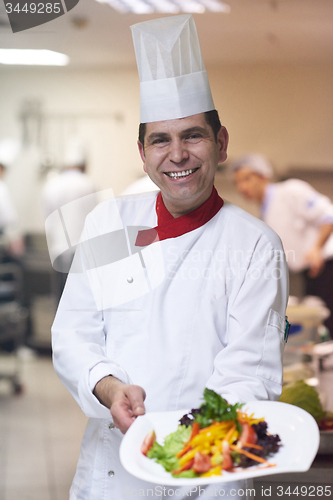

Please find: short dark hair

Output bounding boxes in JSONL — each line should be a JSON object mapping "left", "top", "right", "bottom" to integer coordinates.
{"left": 138, "top": 109, "right": 222, "bottom": 147}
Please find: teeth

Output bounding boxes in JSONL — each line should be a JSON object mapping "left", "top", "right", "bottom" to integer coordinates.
{"left": 167, "top": 169, "right": 195, "bottom": 178}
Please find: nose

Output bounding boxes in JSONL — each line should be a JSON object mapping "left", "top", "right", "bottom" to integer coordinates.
{"left": 169, "top": 138, "right": 189, "bottom": 164}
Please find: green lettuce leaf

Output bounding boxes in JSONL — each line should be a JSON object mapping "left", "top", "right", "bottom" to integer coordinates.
{"left": 195, "top": 388, "right": 244, "bottom": 431}
{"left": 171, "top": 470, "right": 198, "bottom": 478}
{"left": 147, "top": 425, "right": 192, "bottom": 472}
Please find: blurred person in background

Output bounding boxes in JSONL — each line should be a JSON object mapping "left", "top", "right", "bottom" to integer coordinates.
{"left": 42, "top": 136, "right": 97, "bottom": 300}
{"left": 232, "top": 153, "right": 333, "bottom": 336}
{"left": 0, "top": 139, "right": 25, "bottom": 258}
{"left": 0, "top": 139, "right": 30, "bottom": 354}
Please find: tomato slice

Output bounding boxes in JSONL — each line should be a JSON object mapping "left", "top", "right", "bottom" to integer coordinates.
{"left": 239, "top": 422, "right": 258, "bottom": 447}
{"left": 141, "top": 430, "right": 156, "bottom": 456}
{"left": 193, "top": 452, "right": 212, "bottom": 474}
{"left": 222, "top": 440, "right": 233, "bottom": 471}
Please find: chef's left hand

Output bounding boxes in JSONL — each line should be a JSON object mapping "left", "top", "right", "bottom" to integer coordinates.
{"left": 304, "top": 246, "right": 325, "bottom": 278}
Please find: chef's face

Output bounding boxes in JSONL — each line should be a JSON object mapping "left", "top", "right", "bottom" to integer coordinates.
{"left": 138, "top": 113, "right": 228, "bottom": 217}
{"left": 233, "top": 167, "right": 267, "bottom": 203}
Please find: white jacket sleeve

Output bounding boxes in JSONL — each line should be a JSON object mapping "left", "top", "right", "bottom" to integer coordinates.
{"left": 289, "top": 180, "right": 333, "bottom": 225}
{"left": 52, "top": 222, "right": 133, "bottom": 419}
{"left": 206, "top": 232, "right": 289, "bottom": 404}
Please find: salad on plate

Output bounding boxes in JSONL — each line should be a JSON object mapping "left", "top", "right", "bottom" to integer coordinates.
{"left": 141, "top": 389, "right": 282, "bottom": 478}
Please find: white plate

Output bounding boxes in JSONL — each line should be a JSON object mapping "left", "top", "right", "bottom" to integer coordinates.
{"left": 119, "top": 401, "right": 320, "bottom": 486}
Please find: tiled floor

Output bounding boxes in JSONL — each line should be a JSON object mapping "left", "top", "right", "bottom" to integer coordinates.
{"left": 0, "top": 353, "right": 88, "bottom": 500}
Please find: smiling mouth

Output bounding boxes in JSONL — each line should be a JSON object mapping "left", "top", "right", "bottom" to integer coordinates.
{"left": 164, "top": 168, "right": 199, "bottom": 179}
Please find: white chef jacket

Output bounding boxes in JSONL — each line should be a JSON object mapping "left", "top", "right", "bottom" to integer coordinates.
{"left": 262, "top": 180, "right": 333, "bottom": 272}
{"left": 52, "top": 191, "right": 288, "bottom": 500}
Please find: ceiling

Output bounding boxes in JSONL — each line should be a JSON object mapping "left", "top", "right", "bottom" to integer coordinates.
{"left": 0, "top": 0, "right": 332, "bottom": 68}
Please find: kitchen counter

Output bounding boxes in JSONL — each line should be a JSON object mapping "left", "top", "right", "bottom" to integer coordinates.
{"left": 253, "top": 456, "right": 333, "bottom": 500}
{"left": 253, "top": 351, "right": 333, "bottom": 499}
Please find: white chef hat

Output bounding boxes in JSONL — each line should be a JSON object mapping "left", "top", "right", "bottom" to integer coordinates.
{"left": 0, "top": 138, "right": 21, "bottom": 167}
{"left": 230, "top": 153, "right": 274, "bottom": 179}
{"left": 64, "top": 136, "right": 87, "bottom": 167}
{"left": 131, "top": 14, "right": 215, "bottom": 123}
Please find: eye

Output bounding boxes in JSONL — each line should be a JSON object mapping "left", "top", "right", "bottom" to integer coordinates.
{"left": 186, "top": 133, "right": 202, "bottom": 143}
{"left": 152, "top": 137, "right": 169, "bottom": 146}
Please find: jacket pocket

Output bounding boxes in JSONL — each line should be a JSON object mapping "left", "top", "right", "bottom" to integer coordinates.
{"left": 256, "top": 309, "right": 285, "bottom": 385}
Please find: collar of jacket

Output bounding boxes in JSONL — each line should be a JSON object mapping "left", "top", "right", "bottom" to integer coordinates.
{"left": 135, "top": 186, "right": 224, "bottom": 247}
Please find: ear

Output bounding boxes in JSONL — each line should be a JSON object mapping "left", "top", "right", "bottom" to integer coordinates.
{"left": 137, "top": 140, "right": 147, "bottom": 173}
{"left": 217, "top": 126, "right": 229, "bottom": 164}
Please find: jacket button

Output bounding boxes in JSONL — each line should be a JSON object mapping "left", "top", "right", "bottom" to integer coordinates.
{"left": 109, "top": 422, "right": 115, "bottom": 430}
{"left": 127, "top": 277, "right": 134, "bottom": 283}
{"left": 108, "top": 470, "right": 115, "bottom": 477}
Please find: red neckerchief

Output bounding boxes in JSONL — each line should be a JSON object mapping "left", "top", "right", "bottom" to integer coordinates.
{"left": 135, "top": 186, "right": 224, "bottom": 247}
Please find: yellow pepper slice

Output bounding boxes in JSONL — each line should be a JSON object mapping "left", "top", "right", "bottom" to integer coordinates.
{"left": 200, "top": 465, "right": 222, "bottom": 477}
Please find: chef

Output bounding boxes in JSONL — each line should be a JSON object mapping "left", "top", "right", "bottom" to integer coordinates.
{"left": 52, "top": 16, "right": 289, "bottom": 500}
{"left": 231, "top": 153, "right": 333, "bottom": 336}
{"left": 0, "top": 138, "right": 24, "bottom": 256}
{"left": 0, "top": 163, "right": 18, "bottom": 242}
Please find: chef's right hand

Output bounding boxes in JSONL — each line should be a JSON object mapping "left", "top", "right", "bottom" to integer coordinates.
{"left": 93, "top": 375, "right": 146, "bottom": 434}
{"left": 304, "top": 245, "right": 325, "bottom": 278}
